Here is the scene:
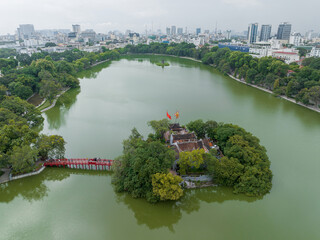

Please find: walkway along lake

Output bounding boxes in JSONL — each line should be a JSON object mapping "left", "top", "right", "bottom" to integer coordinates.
{"left": 1, "top": 56, "right": 320, "bottom": 240}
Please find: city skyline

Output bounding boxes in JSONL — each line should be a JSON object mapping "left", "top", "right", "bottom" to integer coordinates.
{"left": 0, "top": 0, "right": 319, "bottom": 35}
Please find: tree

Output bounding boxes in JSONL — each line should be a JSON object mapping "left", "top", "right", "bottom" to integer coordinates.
{"left": 246, "top": 68, "right": 258, "bottom": 83}
{"left": 186, "top": 119, "right": 206, "bottom": 138}
{"left": 297, "top": 48, "right": 308, "bottom": 57}
{"left": 178, "top": 149, "right": 205, "bottom": 175}
{"left": 36, "top": 134, "right": 66, "bottom": 159}
{"left": 273, "top": 79, "right": 280, "bottom": 91}
{"left": 307, "top": 86, "right": 320, "bottom": 108}
{"left": 0, "top": 108, "right": 25, "bottom": 128}
{"left": 204, "top": 120, "right": 218, "bottom": 140}
{"left": 45, "top": 42, "right": 57, "bottom": 47}
{"left": 39, "top": 79, "right": 61, "bottom": 103}
{"left": 112, "top": 128, "right": 175, "bottom": 203}
{"left": 0, "top": 85, "right": 8, "bottom": 101}
{"left": 212, "top": 123, "right": 272, "bottom": 196}
{"left": 9, "top": 145, "right": 38, "bottom": 174}
{"left": 0, "top": 97, "right": 43, "bottom": 127}
{"left": 8, "top": 82, "right": 33, "bottom": 99}
{"left": 33, "top": 59, "right": 56, "bottom": 74}
{"left": 152, "top": 173, "right": 183, "bottom": 201}
{"left": 148, "top": 119, "right": 170, "bottom": 140}
{"left": 0, "top": 120, "right": 38, "bottom": 166}
{"left": 213, "top": 156, "right": 244, "bottom": 187}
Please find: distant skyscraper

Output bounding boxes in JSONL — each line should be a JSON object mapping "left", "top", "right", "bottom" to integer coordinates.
{"left": 277, "top": 22, "right": 292, "bottom": 40}
{"left": 177, "top": 28, "right": 183, "bottom": 35}
{"left": 72, "top": 24, "right": 81, "bottom": 34}
{"left": 17, "top": 24, "right": 35, "bottom": 39}
{"left": 196, "top": 28, "right": 201, "bottom": 35}
{"left": 260, "top": 25, "right": 272, "bottom": 42}
{"left": 166, "top": 27, "right": 170, "bottom": 35}
{"left": 247, "top": 23, "right": 258, "bottom": 44}
{"left": 171, "top": 26, "right": 176, "bottom": 35}
{"left": 226, "top": 30, "right": 231, "bottom": 40}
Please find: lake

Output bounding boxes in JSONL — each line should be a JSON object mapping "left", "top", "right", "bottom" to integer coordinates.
{"left": 1, "top": 56, "right": 320, "bottom": 240}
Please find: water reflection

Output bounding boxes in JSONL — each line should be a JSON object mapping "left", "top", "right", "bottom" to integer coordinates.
{"left": 77, "top": 61, "right": 113, "bottom": 79}
{"left": 0, "top": 168, "right": 110, "bottom": 203}
{"left": 44, "top": 87, "right": 80, "bottom": 130}
{"left": 117, "top": 186, "right": 260, "bottom": 231}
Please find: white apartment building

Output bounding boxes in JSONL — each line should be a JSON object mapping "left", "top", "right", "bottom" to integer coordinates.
{"left": 309, "top": 47, "right": 320, "bottom": 57}
{"left": 272, "top": 50, "right": 300, "bottom": 64}
{"left": 289, "top": 33, "right": 302, "bottom": 46}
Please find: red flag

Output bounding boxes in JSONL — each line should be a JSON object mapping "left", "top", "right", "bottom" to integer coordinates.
{"left": 166, "top": 111, "right": 172, "bottom": 120}
{"left": 174, "top": 111, "right": 179, "bottom": 119}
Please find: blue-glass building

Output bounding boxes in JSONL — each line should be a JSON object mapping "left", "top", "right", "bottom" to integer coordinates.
{"left": 218, "top": 43, "right": 249, "bottom": 53}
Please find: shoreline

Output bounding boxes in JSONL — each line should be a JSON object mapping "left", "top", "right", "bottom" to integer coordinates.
{"left": 134, "top": 53, "right": 319, "bottom": 114}
{"left": 227, "top": 74, "right": 320, "bottom": 113}
{"left": 40, "top": 87, "right": 70, "bottom": 112}
{"left": 39, "top": 59, "right": 111, "bottom": 113}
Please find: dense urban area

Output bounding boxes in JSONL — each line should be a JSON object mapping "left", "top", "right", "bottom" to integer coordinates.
{"left": 0, "top": 21, "right": 319, "bottom": 199}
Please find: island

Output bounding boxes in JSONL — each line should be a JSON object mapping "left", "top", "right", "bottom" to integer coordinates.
{"left": 155, "top": 60, "right": 170, "bottom": 67}
{"left": 112, "top": 119, "right": 273, "bottom": 203}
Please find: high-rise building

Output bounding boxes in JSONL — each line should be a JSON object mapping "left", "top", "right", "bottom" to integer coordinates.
{"left": 177, "top": 28, "right": 183, "bottom": 35}
{"left": 196, "top": 28, "right": 201, "bottom": 35}
{"left": 171, "top": 26, "right": 176, "bottom": 35}
{"left": 277, "top": 22, "right": 292, "bottom": 40}
{"left": 260, "top": 25, "right": 272, "bottom": 42}
{"left": 17, "top": 24, "right": 35, "bottom": 39}
{"left": 247, "top": 23, "right": 258, "bottom": 44}
{"left": 166, "top": 27, "right": 170, "bottom": 35}
{"left": 72, "top": 24, "right": 81, "bottom": 34}
{"left": 226, "top": 30, "right": 231, "bottom": 40}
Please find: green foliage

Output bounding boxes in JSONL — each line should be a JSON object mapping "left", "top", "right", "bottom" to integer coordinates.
{"left": 212, "top": 123, "right": 272, "bottom": 196}
{"left": 45, "top": 42, "right": 57, "bottom": 47}
{"left": 36, "top": 134, "right": 66, "bottom": 160}
{"left": 39, "top": 79, "right": 61, "bottom": 103}
{"left": 0, "top": 48, "right": 16, "bottom": 58}
{"left": 0, "top": 85, "right": 8, "bottom": 101}
{"left": 152, "top": 173, "right": 183, "bottom": 201}
{"left": 213, "top": 157, "right": 244, "bottom": 187}
{"left": 112, "top": 128, "right": 175, "bottom": 203}
{"left": 178, "top": 149, "right": 205, "bottom": 175}
{"left": 0, "top": 96, "right": 43, "bottom": 127}
{"left": 186, "top": 119, "right": 207, "bottom": 138}
{"left": 0, "top": 120, "right": 38, "bottom": 166}
{"left": 148, "top": 119, "right": 170, "bottom": 140}
{"left": 9, "top": 145, "right": 38, "bottom": 174}
{"left": 186, "top": 119, "right": 218, "bottom": 139}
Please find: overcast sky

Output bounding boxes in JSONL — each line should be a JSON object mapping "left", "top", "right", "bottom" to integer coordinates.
{"left": 0, "top": 0, "right": 319, "bottom": 35}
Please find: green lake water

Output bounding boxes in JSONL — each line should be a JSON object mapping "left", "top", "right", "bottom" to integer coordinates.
{"left": 1, "top": 56, "right": 320, "bottom": 240}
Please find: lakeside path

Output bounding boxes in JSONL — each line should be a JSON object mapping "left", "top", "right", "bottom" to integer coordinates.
{"left": 40, "top": 87, "right": 70, "bottom": 113}
{"left": 142, "top": 53, "right": 320, "bottom": 114}
{"left": 0, "top": 168, "right": 10, "bottom": 184}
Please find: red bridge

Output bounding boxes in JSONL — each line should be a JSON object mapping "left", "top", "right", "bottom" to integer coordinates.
{"left": 44, "top": 158, "right": 114, "bottom": 171}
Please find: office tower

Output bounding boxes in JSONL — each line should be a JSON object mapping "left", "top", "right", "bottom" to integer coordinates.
{"left": 247, "top": 23, "right": 258, "bottom": 44}
{"left": 171, "top": 26, "right": 176, "bottom": 35}
{"left": 177, "top": 28, "right": 183, "bottom": 35}
{"left": 260, "top": 25, "right": 272, "bottom": 41}
{"left": 196, "top": 28, "right": 201, "bottom": 35}
{"left": 17, "top": 24, "right": 35, "bottom": 39}
{"left": 72, "top": 24, "right": 81, "bottom": 34}
{"left": 166, "top": 27, "right": 170, "bottom": 35}
{"left": 226, "top": 30, "right": 231, "bottom": 40}
{"left": 277, "top": 22, "right": 292, "bottom": 40}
